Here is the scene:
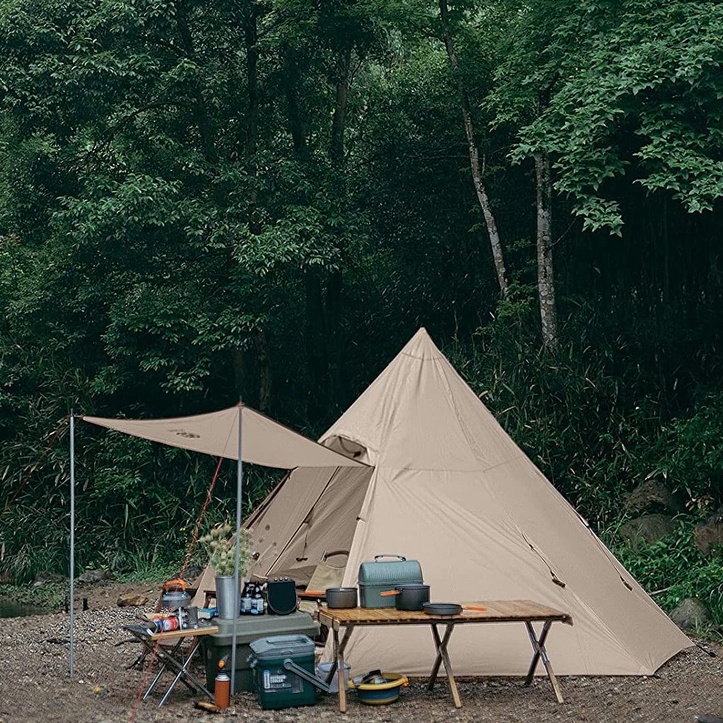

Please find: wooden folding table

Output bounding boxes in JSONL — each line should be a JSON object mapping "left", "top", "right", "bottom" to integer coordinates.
{"left": 315, "top": 600, "right": 572, "bottom": 712}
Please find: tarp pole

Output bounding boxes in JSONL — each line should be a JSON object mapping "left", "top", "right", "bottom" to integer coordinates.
{"left": 230, "top": 402, "right": 243, "bottom": 698}
{"left": 69, "top": 411, "right": 75, "bottom": 678}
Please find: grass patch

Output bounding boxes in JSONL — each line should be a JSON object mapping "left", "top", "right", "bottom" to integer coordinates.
{"left": 0, "top": 582, "right": 67, "bottom": 611}
{"left": 607, "top": 517, "right": 723, "bottom": 635}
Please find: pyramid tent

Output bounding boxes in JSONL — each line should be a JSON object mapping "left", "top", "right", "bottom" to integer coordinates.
{"left": 244, "top": 328, "right": 692, "bottom": 676}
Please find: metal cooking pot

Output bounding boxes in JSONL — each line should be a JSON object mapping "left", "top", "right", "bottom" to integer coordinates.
{"left": 380, "top": 583, "right": 430, "bottom": 611}
{"left": 326, "top": 586, "right": 358, "bottom": 609}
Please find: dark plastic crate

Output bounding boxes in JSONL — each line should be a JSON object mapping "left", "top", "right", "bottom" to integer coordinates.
{"left": 201, "top": 611, "right": 319, "bottom": 694}
{"left": 249, "top": 634, "right": 317, "bottom": 710}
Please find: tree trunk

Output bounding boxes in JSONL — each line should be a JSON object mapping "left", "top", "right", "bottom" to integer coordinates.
{"left": 438, "top": 0, "right": 508, "bottom": 296}
{"left": 243, "top": 2, "right": 258, "bottom": 160}
{"left": 330, "top": 48, "right": 352, "bottom": 165}
{"left": 283, "top": 49, "right": 310, "bottom": 161}
{"left": 231, "top": 1, "right": 268, "bottom": 402}
{"left": 325, "top": 47, "right": 352, "bottom": 410}
{"left": 175, "top": 2, "right": 216, "bottom": 163}
{"left": 535, "top": 153, "right": 558, "bottom": 349}
{"left": 288, "top": 45, "right": 352, "bottom": 419}
{"left": 256, "top": 328, "right": 272, "bottom": 413}
{"left": 281, "top": 48, "right": 329, "bottom": 417}
{"left": 304, "top": 271, "right": 328, "bottom": 418}
{"left": 241, "top": 1, "right": 263, "bottom": 238}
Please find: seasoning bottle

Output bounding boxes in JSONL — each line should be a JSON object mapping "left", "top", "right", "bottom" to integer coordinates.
{"left": 253, "top": 584, "right": 265, "bottom": 615}
{"left": 215, "top": 660, "right": 230, "bottom": 709}
{"left": 240, "top": 580, "right": 252, "bottom": 615}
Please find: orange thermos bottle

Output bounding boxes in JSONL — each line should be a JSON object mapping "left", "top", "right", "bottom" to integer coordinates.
{"left": 214, "top": 660, "right": 230, "bottom": 709}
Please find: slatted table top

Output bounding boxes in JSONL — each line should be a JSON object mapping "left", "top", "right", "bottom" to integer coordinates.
{"left": 316, "top": 600, "right": 572, "bottom": 626}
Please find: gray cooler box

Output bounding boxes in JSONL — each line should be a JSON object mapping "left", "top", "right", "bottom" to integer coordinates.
{"left": 358, "top": 554, "right": 423, "bottom": 608}
{"left": 201, "top": 611, "right": 319, "bottom": 694}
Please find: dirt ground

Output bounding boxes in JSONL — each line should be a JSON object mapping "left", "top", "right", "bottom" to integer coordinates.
{"left": 1, "top": 578, "right": 721, "bottom": 723}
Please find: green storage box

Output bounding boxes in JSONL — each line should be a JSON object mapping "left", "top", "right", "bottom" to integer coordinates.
{"left": 358, "top": 555, "right": 423, "bottom": 608}
{"left": 249, "top": 634, "right": 317, "bottom": 710}
{"left": 201, "top": 611, "right": 319, "bottom": 694}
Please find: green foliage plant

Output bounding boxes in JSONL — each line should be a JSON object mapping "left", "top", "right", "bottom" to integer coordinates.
{"left": 504, "top": 0, "right": 723, "bottom": 234}
{"left": 0, "top": 582, "right": 67, "bottom": 612}
{"left": 610, "top": 518, "right": 723, "bottom": 632}
{"left": 644, "top": 395, "right": 723, "bottom": 511}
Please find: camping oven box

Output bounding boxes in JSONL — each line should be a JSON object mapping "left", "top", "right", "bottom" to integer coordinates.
{"left": 358, "top": 555, "right": 423, "bottom": 608}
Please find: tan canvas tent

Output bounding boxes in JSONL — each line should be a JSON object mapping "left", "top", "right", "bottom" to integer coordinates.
{"left": 242, "top": 328, "right": 692, "bottom": 677}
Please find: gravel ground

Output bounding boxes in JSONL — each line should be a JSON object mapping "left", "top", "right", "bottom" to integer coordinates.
{"left": 0, "top": 581, "right": 721, "bottom": 723}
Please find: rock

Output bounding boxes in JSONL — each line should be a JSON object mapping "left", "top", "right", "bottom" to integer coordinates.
{"left": 77, "top": 569, "right": 110, "bottom": 585}
{"left": 694, "top": 507, "right": 723, "bottom": 555}
{"left": 181, "top": 566, "right": 203, "bottom": 581}
{"left": 0, "top": 571, "right": 13, "bottom": 585}
{"left": 32, "top": 571, "right": 66, "bottom": 587}
{"left": 669, "top": 597, "right": 711, "bottom": 631}
{"left": 618, "top": 514, "right": 677, "bottom": 551}
{"left": 117, "top": 593, "right": 149, "bottom": 607}
{"left": 624, "top": 478, "right": 681, "bottom": 516}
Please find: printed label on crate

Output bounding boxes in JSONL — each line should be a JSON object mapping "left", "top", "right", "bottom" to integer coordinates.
{"left": 261, "top": 668, "right": 302, "bottom": 694}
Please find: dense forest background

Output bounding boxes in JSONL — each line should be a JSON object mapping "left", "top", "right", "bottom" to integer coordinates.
{"left": 0, "top": 0, "right": 721, "bottom": 620}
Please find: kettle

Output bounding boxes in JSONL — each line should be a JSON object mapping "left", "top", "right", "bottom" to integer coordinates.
{"left": 161, "top": 578, "right": 192, "bottom": 610}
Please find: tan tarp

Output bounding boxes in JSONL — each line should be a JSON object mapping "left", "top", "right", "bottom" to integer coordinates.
{"left": 82, "top": 405, "right": 364, "bottom": 469}
{"left": 243, "top": 328, "right": 692, "bottom": 677}
{"left": 82, "top": 405, "right": 363, "bottom": 612}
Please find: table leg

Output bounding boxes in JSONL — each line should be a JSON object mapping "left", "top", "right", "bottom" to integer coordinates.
{"left": 323, "top": 624, "right": 354, "bottom": 684}
{"left": 158, "top": 638, "right": 213, "bottom": 708}
{"left": 142, "top": 639, "right": 183, "bottom": 700}
{"left": 524, "top": 621, "right": 564, "bottom": 703}
{"left": 426, "top": 624, "right": 451, "bottom": 689}
{"left": 331, "top": 625, "right": 350, "bottom": 713}
{"left": 158, "top": 638, "right": 211, "bottom": 707}
{"left": 426, "top": 623, "right": 461, "bottom": 708}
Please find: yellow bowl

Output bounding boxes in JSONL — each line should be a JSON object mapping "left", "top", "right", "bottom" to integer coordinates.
{"left": 348, "top": 672, "right": 409, "bottom": 704}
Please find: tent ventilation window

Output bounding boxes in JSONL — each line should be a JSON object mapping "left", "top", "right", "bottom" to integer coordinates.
{"left": 522, "top": 533, "right": 567, "bottom": 589}
{"left": 327, "top": 435, "right": 367, "bottom": 460}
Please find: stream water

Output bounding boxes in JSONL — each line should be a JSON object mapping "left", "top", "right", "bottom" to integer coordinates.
{"left": 0, "top": 598, "right": 49, "bottom": 617}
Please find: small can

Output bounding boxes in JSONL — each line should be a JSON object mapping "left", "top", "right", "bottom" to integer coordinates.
{"left": 146, "top": 619, "right": 163, "bottom": 635}
{"left": 159, "top": 615, "right": 180, "bottom": 632}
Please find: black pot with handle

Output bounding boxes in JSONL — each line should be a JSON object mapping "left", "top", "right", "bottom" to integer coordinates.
{"left": 380, "top": 583, "right": 430, "bottom": 611}
{"left": 326, "top": 586, "right": 358, "bottom": 609}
